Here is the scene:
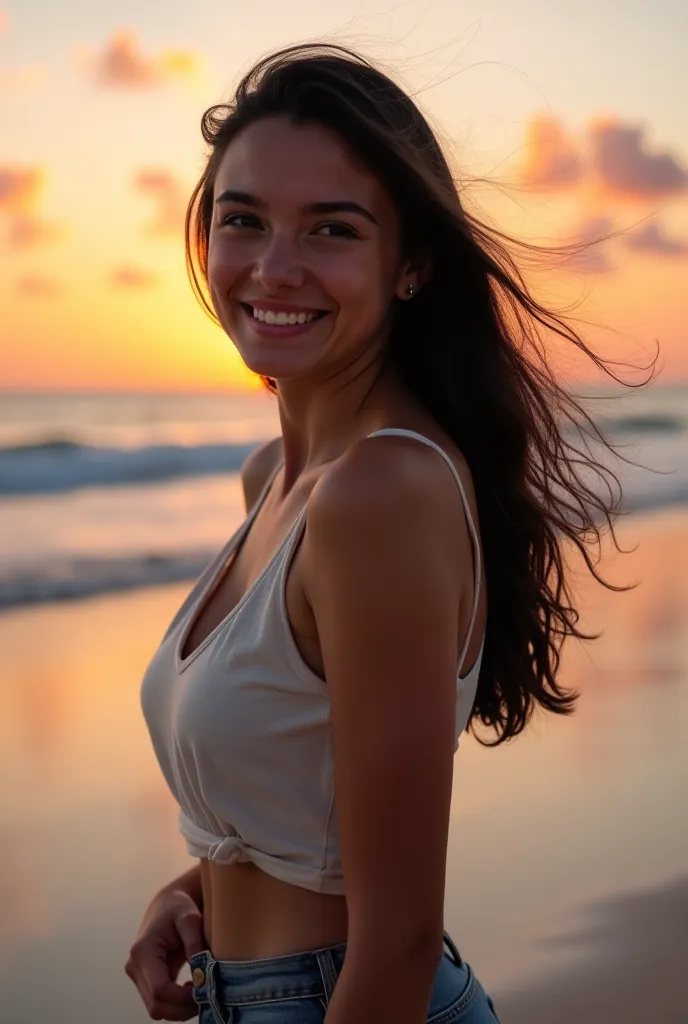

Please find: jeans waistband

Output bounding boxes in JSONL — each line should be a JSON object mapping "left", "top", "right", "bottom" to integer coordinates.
{"left": 189, "top": 941, "right": 346, "bottom": 1021}
{"left": 189, "top": 931, "right": 462, "bottom": 1016}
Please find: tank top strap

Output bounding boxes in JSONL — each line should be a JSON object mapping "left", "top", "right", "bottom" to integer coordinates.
{"left": 224, "top": 455, "right": 284, "bottom": 561}
{"left": 364, "top": 428, "right": 482, "bottom": 673}
{"left": 239, "top": 455, "right": 283, "bottom": 535}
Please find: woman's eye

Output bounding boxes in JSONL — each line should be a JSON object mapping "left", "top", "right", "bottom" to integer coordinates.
{"left": 221, "top": 213, "right": 261, "bottom": 228}
{"left": 314, "top": 223, "right": 358, "bottom": 238}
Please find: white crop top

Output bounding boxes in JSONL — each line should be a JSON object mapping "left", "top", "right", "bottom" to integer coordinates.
{"left": 140, "top": 429, "right": 485, "bottom": 895}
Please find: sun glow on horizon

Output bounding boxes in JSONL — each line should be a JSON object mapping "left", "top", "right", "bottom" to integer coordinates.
{"left": 1, "top": 3, "right": 687, "bottom": 389}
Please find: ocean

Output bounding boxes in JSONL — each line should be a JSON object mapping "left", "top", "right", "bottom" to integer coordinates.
{"left": 0, "top": 383, "right": 686, "bottom": 609}
{"left": 1, "top": 386, "right": 686, "bottom": 1021}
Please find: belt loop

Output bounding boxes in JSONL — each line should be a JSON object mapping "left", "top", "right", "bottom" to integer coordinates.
{"left": 206, "top": 958, "right": 231, "bottom": 1024}
{"left": 314, "top": 948, "right": 338, "bottom": 1007}
{"left": 443, "top": 930, "right": 463, "bottom": 968}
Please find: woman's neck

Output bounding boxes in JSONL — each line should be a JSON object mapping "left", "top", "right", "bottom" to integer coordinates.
{"left": 273, "top": 357, "right": 413, "bottom": 494}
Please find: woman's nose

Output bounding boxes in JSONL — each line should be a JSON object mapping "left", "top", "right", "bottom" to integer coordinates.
{"left": 251, "top": 235, "right": 305, "bottom": 290}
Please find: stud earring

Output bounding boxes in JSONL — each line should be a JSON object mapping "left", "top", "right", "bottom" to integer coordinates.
{"left": 406, "top": 283, "right": 415, "bottom": 297}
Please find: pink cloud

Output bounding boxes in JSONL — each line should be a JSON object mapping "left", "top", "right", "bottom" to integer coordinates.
{"left": 133, "top": 169, "right": 187, "bottom": 236}
{"left": 0, "top": 167, "right": 42, "bottom": 209}
{"left": 110, "top": 265, "right": 157, "bottom": 288}
{"left": 88, "top": 30, "right": 200, "bottom": 90}
{"left": 7, "top": 215, "right": 62, "bottom": 248}
{"left": 590, "top": 120, "right": 688, "bottom": 199}
{"left": 624, "top": 221, "right": 688, "bottom": 256}
{"left": 518, "top": 116, "right": 687, "bottom": 202}
{"left": 0, "top": 166, "right": 61, "bottom": 248}
{"left": 520, "top": 116, "right": 583, "bottom": 189}
{"left": 16, "top": 274, "right": 61, "bottom": 297}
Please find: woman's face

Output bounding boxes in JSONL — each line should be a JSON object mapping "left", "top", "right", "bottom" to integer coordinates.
{"left": 207, "top": 116, "right": 412, "bottom": 383}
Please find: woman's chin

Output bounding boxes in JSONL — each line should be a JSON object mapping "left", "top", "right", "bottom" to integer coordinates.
{"left": 239, "top": 355, "right": 314, "bottom": 383}
{"left": 237, "top": 345, "right": 327, "bottom": 382}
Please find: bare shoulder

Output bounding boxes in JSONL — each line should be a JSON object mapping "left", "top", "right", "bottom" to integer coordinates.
{"left": 239, "top": 436, "right": 283, "bottom": 513}
{"left": 303, "top": 429, "right": 480, "bottom": 641}
{"left": 307, "top": 431, "right": 469, "bottom": 547}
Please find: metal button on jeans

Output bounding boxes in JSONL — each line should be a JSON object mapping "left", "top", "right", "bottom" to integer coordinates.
{"left": 192, "top": 967, "right": 205, "bottom": 986}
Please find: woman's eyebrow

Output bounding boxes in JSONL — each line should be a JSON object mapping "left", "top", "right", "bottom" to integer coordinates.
{"left": 306, "top": 200, "right": 378, "bottom": 225}
{"left": 215, "top": 189, "right": 257, "bottom": 206}
{"left": 214, "top": 190, "right": 378, "bottom": 225}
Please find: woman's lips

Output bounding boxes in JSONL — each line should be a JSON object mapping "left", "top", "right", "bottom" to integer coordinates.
{"left": 239, "top": 303, "right": 330, "bottom": 337}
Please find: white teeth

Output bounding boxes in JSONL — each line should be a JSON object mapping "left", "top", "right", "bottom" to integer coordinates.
{"left": 250, "top": 306, "right": 320, "bottom": 325}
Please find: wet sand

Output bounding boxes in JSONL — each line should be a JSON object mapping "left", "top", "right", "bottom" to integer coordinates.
{"left": 494, "top": 874, "right": 688, "bottom": 1023}
{"left": 0, "top": 507, "right": 685, "bottom": 1022}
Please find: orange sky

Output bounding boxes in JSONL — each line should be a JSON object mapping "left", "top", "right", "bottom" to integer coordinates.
{"left": 1, "top": 3, "right": 687, "bottom": 391}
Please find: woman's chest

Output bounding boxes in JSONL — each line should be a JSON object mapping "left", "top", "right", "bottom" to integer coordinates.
{"left": 180, "top": 503, "right": 306, "bottom": 654}
{"left": 177, "top": 513, "right": 325, "bottom": 696}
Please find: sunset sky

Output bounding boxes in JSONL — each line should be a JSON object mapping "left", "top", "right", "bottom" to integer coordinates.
{"left": 1, "top": 0, "right": 687, "bottom": 392}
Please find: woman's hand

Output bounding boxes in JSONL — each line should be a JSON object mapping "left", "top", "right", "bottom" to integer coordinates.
{"left": 125, "top": 885, "right": 207, "bottom": 1021}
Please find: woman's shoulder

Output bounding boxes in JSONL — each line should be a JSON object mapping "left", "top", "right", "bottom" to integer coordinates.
{"left": 301, "top": 428, "right": 474, "bottom": 627}
{"left": 307, "top": 425, "right": 470, "bottom": 542}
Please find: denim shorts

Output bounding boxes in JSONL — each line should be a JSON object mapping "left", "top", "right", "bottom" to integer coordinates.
{"left": 190, "top": 930, "right": 501, "bottom": 1023}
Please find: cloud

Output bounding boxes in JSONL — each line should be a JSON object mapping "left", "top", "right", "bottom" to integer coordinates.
{"left": 6, "top": 215, "right": 61, "bottom": 247}
{"left": 133, "top": 169, "right": 187, "bottom": 236}
{"left": 110, "top": 265, "right": 157, "bottom": 288}
{"left": 0, "top": 167, "right": 42, "bottom": 209}
{"left": 0, "top": 166, "right": 62, "bottom": 248}
{"left": 624, "top": 221, "right": 688, "bottom": 256}
{"left": 87, "top": 30, "right": 201, "bottom": 89}
{"left": 16, "top": 274, "right": 61, "bottom": 297}
{"left": 518, "top": 115, "right": 687, "bottom": 201}
{"left": 520, "top": 116, "right": 583, "bottom": 189}
{"left": 590, "top": 120, "right": 688, "bottom": 199}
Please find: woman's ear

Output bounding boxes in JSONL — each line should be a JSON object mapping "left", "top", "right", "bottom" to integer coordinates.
{"left": 394, "top": 250, "right": 434, "bottom": 300}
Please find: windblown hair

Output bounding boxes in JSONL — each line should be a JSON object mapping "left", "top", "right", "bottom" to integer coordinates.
{"left": 186, "top": 43, "right": 652, "bottom": 744}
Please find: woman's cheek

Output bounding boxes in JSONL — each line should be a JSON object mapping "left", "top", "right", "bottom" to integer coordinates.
{"left": 327, "top": 258, "right": 380, "bottom": 307}
{"left": 207, "top": 243, "right": 239, "bottom": 292}
{"left": 207, "top": 273, "right": 238, "bottom": 337}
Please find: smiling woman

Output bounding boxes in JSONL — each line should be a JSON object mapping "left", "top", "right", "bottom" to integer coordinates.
{"left": 202, "top": 116, "right": 409, "bottom": 385}
{"left": 125, "top": 42, "right": 650, "bottom": 1024}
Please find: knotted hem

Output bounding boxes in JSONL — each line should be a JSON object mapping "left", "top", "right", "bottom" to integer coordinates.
{"left": 177, "top": 809, "right": 346, "bottom": 895}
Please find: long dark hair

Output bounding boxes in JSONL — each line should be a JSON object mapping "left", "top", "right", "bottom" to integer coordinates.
{"left": 185, "top": 43, "right": 653, "bottom": 744}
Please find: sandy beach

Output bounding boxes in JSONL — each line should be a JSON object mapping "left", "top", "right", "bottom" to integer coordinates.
{"left": 0, "top": 506, "right": 686, "bottom": 1022}
{"left": 494, "top": 874, "right": 688, "bottom": 1023}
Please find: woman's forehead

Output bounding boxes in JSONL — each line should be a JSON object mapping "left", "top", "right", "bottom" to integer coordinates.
{"left": 214, "top": 118, "right": 391, "bottom": 211}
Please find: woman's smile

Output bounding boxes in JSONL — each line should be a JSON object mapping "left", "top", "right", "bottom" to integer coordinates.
{"left": 237, "top": 299, "right": 332, "bottom": 339}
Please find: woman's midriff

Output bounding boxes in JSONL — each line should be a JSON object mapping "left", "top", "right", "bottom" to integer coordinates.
{"left": 200, "top": 858, "right": 349, "bottom": 960}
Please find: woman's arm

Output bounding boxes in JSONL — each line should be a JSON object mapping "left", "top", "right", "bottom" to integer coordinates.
{"left": 159, "top": 863, "right": 204, "bottom": 909}
{"left": 304, "top": 437, "right": 473, "bottom": 1024}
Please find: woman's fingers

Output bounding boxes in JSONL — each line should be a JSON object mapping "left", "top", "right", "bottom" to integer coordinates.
{"left": 125, "top": 890, "right": 206, "bottom": 1020}
{"left": 125, "top": 963, "right": 196, "bottom": 1021}
{"left": 125, "top": 939, "right": 198, "bottom": 1021}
